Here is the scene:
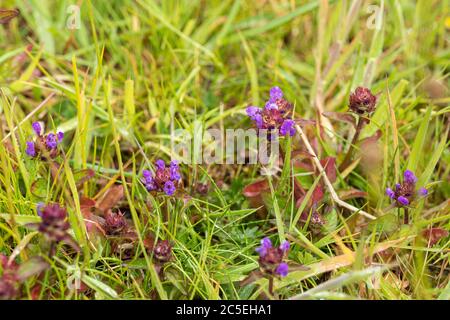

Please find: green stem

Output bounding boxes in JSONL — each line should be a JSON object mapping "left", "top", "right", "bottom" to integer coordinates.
{"left": 339, "top": 117, "right": 364, "bottom": 172}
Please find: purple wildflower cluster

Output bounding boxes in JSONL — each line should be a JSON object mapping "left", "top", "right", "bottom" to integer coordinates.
{"left": 142, "top": 160, "right": 182, "bottom": 196}
{"left": 256, "top": 237, "right": 290, "bottom": 277}
{"left": 386, "top": 170, "right": 428, "bottom": 207}
{"left": 246, "top": 87, "right": 296, "bottom": 137}
{"left": 25, "top": 122, "right": 64, "bottom": 159}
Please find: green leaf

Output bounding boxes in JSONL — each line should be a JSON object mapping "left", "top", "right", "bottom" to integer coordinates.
{"left": 82, "top": 275, "right": 119, "bottom": 299}
{"left": 407, "top": 106, "right": 432, "bottom": 172}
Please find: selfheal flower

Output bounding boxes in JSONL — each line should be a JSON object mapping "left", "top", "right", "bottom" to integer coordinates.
{"left": 25, "top": 122, "right": 64, "bottom": 159}
{"left": 163, "top": 181, "right": 176, "bottom": 196}
{"left": 155, "top": 159, "right": 165, "bottom": 170}
{"left": 269, "top": 86, "right": 283, "bottom": 102}
{"left": 245, "top": 87, "right": 294, "bottom": 137}
{"left": 349, "top": 87, "right": 377, "bottom": 116}
{"left": 26, "top": 203, "right": 80, "bottom": 252}
{"left": 418, "top": 187, "right": 428, "bottom": 196}
{"left": 169, "top": 161, "right": 181, "bottom": 180}
{"left": 265, "top": 102, "right": 278, "bottom": 111}
{"left": 104, "top": 210, "right": 127, "bottom": 235}
{"left": 397, "top": 196, "right": 409, "bottom": 206}
{"left": 25, "top": 141, "right": 36, "bottom": 157}
{"left": 256, "top": 237, "right": 290, "bottom": 278}
{"left": 142, "top": 159, "right": 182, "bottom": 196}
{"left": 36, "top": 202, "right": 44, "bottom": 216}
{"left": 256, "top": 237, "right": 272, "bottom": 257}
{"left": 404, "top": 170, "right": 417, "bottom": 184}
{"left": 385, "top": 170, "right": 428, "bottom": 207}
{"left": 246, "top": 106, "right": 261, "bottom": 120}
{"left": 386, "top": 188, "right": 395, "bottom": 199}
{"left": 45, "top": 133, "right": 58, "bottom": 149}
{"left": 153, "top": 240, "right": 172, "bottom": 263}
{"left": 280, "top": 119, "right": 296, "bottom": 136}
{"left": 276, "top": 262, "right": 289, "bottom": 277}
{"left": 280, "top": 240, "right": 290, "bottom": 253}
{"left": 32, "top": 122, "right": 42, "bottom": 136}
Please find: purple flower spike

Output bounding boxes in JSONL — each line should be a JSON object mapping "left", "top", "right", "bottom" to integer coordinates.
{"left": 57, "top": 131, "right": 64, "bottom": 142}
{"left": 25, "top": 141, "right": 36, "bottom": 157}
{"left": 404, "top": 170, "right": 417, "bottom": 184}
{"left": 280, "top": 240, "right": 290, "bottom": 253}
{"left": 36, "top": 202, "right": 44, "bottom": 216}
{"left": 155, "top": 159, "right": 165, "bottom": 170}
{"left": 246, "top": 106, "right": 261, "bottom": 119}
{"left": 280, "top": 119, "right": 296, "bottom": 136}
{"left": 254, "top": 114, "right": 264, "bottom": 129}
{"left": 163, "top": 181, "right": 176, "bottom": 196}
{"left": 170, "top": 164, "right": 181, "bottom": 181}
{"left": 397, "top": 196, "right": 409, "bottom": 206}
{"left": 269, "top": 86, "right": 283, "bottom": 101}
{"left": 418, "top": 187, "right": 428, "bottom": 196}
{"left": 275, "top": 262, "right": 289, "bottom": 277}
{"left": 395, "top": 183, "right": 401, "bottom": 191}
{"left": 45, "top": 133, "right": 58, "bottom": 149}
{"left": 142, "top": 169, "right": 152, "bottom": 179}
{"left": 256, "top": 237, "right": 272, "bottom": 257}
{"left": 386, "top": 188, "right": 395, "bottom": 199}
{"left": 261, "top": 237, "right": 272, "bottom": 248}
{"left": 146, "top": 181, "right": 157, "bottom": 191}
{"left": 32, "top": 122, "right": 42, "bottom": 136}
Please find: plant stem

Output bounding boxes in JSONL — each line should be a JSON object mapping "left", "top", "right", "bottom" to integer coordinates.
{"left": 404, "top": 208, "right": 409, "bottom": 225}
{"left": 339, "top": 116, "right": 364, "bottom": 172}
{"left": 268, "top": 276, "right": 274, "bottom": 297}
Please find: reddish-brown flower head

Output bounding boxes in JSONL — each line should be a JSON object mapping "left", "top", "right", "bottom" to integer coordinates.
{"left": 153, "top": 240, "right": 172, "bottom": 263}
{"left": 104, "top": 210, "right": 127, "bottom": 235}
{"left": 349, "top": 87, "right": 377, "bottom": 115}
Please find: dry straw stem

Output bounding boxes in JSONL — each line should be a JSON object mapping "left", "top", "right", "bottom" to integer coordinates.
{"left": 295, "top": 124, "right": 376, "bottom": 220}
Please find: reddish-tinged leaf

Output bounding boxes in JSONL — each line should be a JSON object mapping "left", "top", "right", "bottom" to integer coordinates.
{"left": 96, "top": 185, "right": 124, "bottom": 213}
{"left": 243, "top": 180, "right": 270, "bottom": 216}
{"left": 311, "top": 185, "right": 324, "bottom": 204}
{"left": 338, "top": 189, "right": 368, "bottom": 200}
{"left": 80, "top": 196, "right": 96, "bottom": 217}
{"left": 320, "top": 157, "right": 336, "bottom": 183}
{"left": 242, "top": 179, "right": 270, "bottom": 198}
{"left": 422, "top": 228, "right": 449, "bottom": 246}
